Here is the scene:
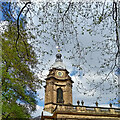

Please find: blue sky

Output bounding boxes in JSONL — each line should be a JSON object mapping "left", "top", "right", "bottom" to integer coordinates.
{"left": 0, "top": 2, "right": 3, "bottom": 21}
{"left": 70, "top": 69, "right": 78, "bottom": 76}
{"left": 0, "top": 2, "right": 15, "bottom": 21}
{"left": 115, "top": 68, "right": 120, "bottom": 76}
{"left": 0, "top": 2, "right": 11, "bottom": 21}
{"left": 0, "top": 2, "right": 25, "bottom": 22}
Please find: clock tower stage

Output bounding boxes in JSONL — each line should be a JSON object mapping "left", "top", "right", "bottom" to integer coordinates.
{"left": 44, "top": 53, "right": 73, "bottom": 113}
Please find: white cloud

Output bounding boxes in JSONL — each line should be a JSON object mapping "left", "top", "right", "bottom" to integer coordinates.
{"left": 72, "top": 72, "right": 118, "bottom": 106}
{"left": 31, "top": 105, "right": 43, "bottom": 118}
{"left": 36, "top": 86, "right": 45, "bottom": 101}
{"left": 31, "top": 105, "right": 53, "bottom": 118}
{"left": 98, "top": 104, "right": 118, "bottom": 108}
{"left": 0, "top": 21, "right": 8, "bottom": 34}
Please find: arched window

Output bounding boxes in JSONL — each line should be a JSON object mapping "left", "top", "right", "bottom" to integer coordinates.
{"left": 57, "top": 88, "right": 63, "bottom": 103}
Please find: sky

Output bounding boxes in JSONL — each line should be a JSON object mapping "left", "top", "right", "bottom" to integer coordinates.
{"left": 0, "top": 2, "right": 11, "bottom": 21}
{"left": 1, "top": 0, "right": 120, "bottom": 118}
{"left": 27, "top": 1, "right": 119, "bottom": 118}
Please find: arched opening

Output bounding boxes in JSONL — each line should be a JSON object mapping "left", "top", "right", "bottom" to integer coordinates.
{"left": 57, "top": 88, "right": 63, "bottom": 103}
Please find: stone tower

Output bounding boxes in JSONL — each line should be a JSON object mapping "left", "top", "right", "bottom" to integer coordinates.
{"left": 44, "top": 53, "right": 74, "bottom": 113}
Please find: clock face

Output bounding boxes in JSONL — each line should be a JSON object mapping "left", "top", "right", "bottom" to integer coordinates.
{"left": 57, "top": 71, "right": 63, "bottom": 77}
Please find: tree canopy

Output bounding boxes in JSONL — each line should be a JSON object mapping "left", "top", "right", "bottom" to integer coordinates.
{"left": 1, "top": 1, "right": 120, "bottom": 118}
{"left": 1, "top": 20, "right": 41, "bottom": 118}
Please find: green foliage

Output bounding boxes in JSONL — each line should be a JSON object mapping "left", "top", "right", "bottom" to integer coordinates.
{"left": 2, "top": 100, "right": 30, "bottom": 118}
{"left": 1, "top": 23, "right": 41, "bottom": 119}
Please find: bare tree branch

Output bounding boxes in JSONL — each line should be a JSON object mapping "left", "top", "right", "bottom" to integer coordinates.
{"left": 16, "top": 2, "right": 31, "bottom": 46}
{"left": 62, "top": 2, "right": 72, "bottom": 22}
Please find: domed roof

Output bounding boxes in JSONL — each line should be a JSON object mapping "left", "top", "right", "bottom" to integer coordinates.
{"left": 51, "top": 53, "right": 66, "bottom": 69}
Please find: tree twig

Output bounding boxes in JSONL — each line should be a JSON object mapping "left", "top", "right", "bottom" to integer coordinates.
{"left": 9, "top": 3, "right": 16, "bottom": 21}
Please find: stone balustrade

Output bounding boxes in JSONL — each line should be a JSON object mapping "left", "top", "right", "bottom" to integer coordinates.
{"left": 54, "top": 103, "right": 120, "bottom": 115}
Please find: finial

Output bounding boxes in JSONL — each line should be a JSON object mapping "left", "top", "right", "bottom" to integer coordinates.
{"left": 95, "top": 101, "right": 98, "bottom": 107}
{"left": 55, "top": 46, "right": 63, "bottom": 62}
{"left": 77, "top": 100, "right": 80, "bottom": 106}
{"left": 81, "top": 100, "right": 84, "bottom": 106}
{"left": 109, "top": 103, "right": 112, "bottom": 108}
{"left": 55, "top": 53, "right": 62, "bottom": 62}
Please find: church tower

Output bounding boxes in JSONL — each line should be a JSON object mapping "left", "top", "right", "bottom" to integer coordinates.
{"left": 41, "top": 53, "right": 120, "bottom": 120}
{"left": 44, "top": 53, "right": 74, "bottom": 113}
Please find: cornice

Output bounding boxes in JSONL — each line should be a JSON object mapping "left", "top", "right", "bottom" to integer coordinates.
{"left": 45, "top": 76, "right": 74, "bottom": 83}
